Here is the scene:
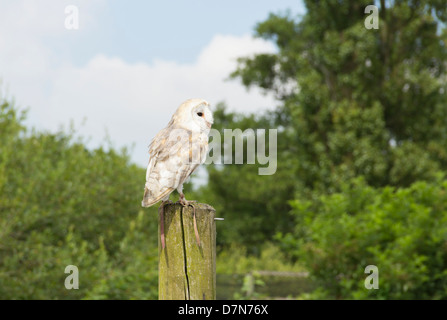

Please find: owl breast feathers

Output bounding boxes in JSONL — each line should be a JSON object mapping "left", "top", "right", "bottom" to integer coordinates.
{"left": 141, "top": 99, "right": 213, "bottom": 207}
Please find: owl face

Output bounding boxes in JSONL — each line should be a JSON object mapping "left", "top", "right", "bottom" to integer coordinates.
{"left": 171, "top": 98, "right": 213, "bottom": 134}
{"left": 192, "top": 102, "right": 213, "bottom": 133}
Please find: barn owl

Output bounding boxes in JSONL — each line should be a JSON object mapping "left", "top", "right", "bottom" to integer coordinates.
{"left": 141, "top": 98, "right": 213, "bottom": 249}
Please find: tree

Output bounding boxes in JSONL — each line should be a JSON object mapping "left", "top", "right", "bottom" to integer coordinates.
{"left": 196, "top": 103, "right": 296, "bottom": 250}
{"left": 202, "top": 0, "right": 447, "bottom": 249}
{"left": 223, "top": 0, "right": 447, "bottom": 298}
{"left": 231, "top": 0, "right": 447, "bottom": 194}
{"left": 0, "top": 99, "right": 159, "bottom": 299}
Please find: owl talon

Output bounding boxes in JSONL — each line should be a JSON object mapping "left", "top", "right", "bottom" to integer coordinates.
{"left": 176, "top": 199, "right": 197, "bottom": 206}
{"left": 176, "top": 193, "right": 197, "bottom": 207}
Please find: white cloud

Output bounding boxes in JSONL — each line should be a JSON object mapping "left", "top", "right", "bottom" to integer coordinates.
{"left": 0, "top": 1, "right": 277, "bottom": 168}
{"left": 0, "top": 0, "right": 106, "bottom": 123}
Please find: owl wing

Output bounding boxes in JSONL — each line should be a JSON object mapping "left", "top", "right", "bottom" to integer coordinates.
{"left": 141, "top": 126, "right": 208, "bottom": 207}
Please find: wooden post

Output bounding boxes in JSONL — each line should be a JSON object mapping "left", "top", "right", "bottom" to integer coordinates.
{"left": 158, "top": 203, "right": 216, "bottom": 300}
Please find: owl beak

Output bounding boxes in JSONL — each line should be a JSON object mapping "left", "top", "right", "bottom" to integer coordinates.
{"left": 206, "top": 121, "right": 212, "bottom": 129}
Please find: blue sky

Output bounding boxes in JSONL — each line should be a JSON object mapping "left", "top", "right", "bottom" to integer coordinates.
{"left": 0, "top": 0, "right": 305, "bottom": 167}
{"left": 68, "top": 0, "right": 305, "bottom": 65}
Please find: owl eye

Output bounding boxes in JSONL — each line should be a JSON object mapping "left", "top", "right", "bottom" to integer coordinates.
{"left": 197, "top": 112, "right": 203, "bottom": 117}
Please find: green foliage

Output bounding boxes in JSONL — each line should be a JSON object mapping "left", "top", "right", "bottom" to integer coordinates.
{"left": 0, "top": 99, "right": 159, "bottom": 299}
{"left": 231, "top": 0, "right": 447, "bottom": 193}
{"left": 279, "top": 177, "right": 447, "bottom": 299}
{"left": 199, "top": 0, "right": 447, "bottom": 255}
{"left": 196, "top": 103, "right": 296, "bottom": 250}
{"left": 216, "top": 242, "right": 305, "bottom": 275}
{"left": 233, "top": 272, "right": 266, "bottom": 300}
{"left": 218, "top": 0, "right": 447, "bottom": 299}
{"left": 2, "top": 0, "right": 447, "bottom": 300}
{"left": 83, "top": 211, "right": 159, "bottom": 300}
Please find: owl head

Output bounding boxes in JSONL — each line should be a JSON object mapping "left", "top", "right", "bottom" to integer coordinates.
{"left": 173, "top": 98, "right": 214, "bottom": 133}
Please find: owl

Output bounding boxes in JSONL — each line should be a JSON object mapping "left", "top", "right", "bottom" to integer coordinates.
{"left": 141, "top": 98, "right": 213, "bottom": 248}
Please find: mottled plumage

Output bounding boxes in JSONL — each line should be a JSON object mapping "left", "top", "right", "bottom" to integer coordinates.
{"left": 142, "top": 98, "right": 213, "bottom": 208}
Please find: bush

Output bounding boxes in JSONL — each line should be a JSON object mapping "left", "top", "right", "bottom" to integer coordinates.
{"left": 278, "top": 176, "right": 447, "bottom": 299}
{"left": 216, "top": 242, "right": 305, "bottom": 275}
{"left": 0, "top": 99, "right": 159, "bottom": 299}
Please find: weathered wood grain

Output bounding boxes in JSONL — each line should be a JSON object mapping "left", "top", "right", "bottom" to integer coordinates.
{"left": 158, "top": 203, "right": 216, "bottom": 300}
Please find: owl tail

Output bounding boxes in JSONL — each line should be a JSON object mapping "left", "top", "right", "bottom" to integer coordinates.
{"left": 141, "top": 187, "right": 153, "bottom": 207}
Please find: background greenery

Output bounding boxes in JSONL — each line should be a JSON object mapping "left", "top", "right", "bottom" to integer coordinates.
{"left": 1, "top": 0, "right": 447, "bottom": 299}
